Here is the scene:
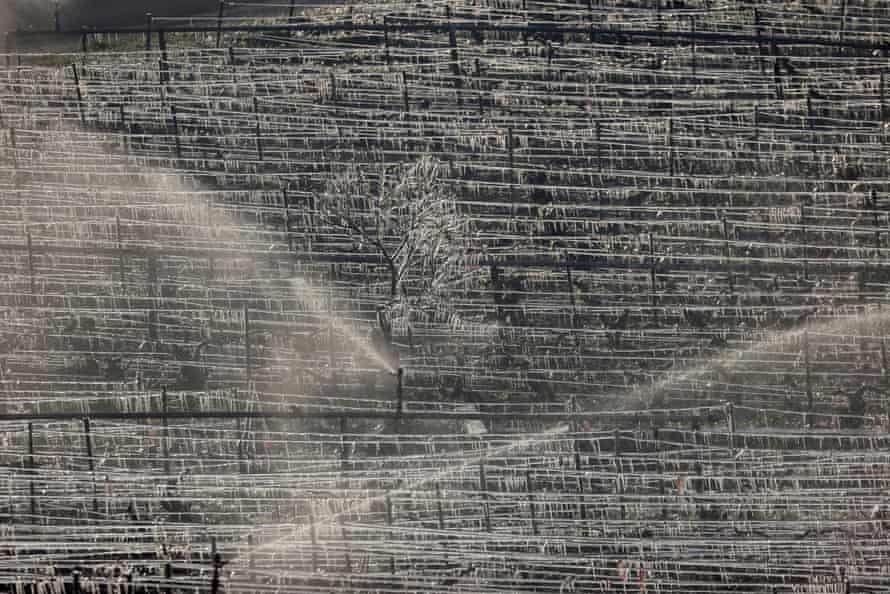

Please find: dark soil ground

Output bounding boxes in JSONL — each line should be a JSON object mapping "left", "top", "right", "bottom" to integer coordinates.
{"left": 4, "top": 0, "right": 334, "bottom": 33}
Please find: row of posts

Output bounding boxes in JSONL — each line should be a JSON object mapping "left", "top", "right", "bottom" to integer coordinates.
{"left": 11, "top": 210, "right": 889, "bottom": 412}
{"left": 61, "top": 13, "right": 890, "bottom": 173}
{"left": 44, "top": 1, "right": 856, "bottom": 51}
{"left": 14, "top": 394, "right": 873, "bottom": 589}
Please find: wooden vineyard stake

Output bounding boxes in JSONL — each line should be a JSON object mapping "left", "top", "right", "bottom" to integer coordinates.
{"left": 754, "top": 8, "right": 764, "bottom": 76}
{"left": 116, "top": 215, "right": 125, "bottom": 289}
{"left": 282, "top": 189, "right": 292, "bottom": 250}
{"left": 480, "top": 460, "right": 491, "bottom": 532}
{"left": 435, "top": 482, "right": 444, "bottom": 530}
{"left": 216, "top": 1, "right": 226, "bottom": 48}
{"left": 396, "top": 368, "right": 404, "bottom": 437}
{"left": 666, "top": 117, "right": 674, "bottom": 176}
{"left": 27, "top": 423, "right": 36, "bottom": 521}
{"left": 207, "top": 252, "right": 215, "bottom": 287}
{"left": 571, "top": 397, "right": 587, "bottom": 524}
{"left": 657, "top": 0, "right": 668, "bottom": 37}
{"left": 236, "top": 416, "right": 247, "bottom": 474}
{"left": 253, "top": 97, "right": 264, "bottom": 161}
{"left": 339, "top": 417, "right": 349, "bottom": 484}
{"left": 8, "top": 128, "right": 15, "bottom": 172}
{"left": 566, "top": 263, "right": 577, "bottom": 329}
{"left": 328, "top": 289, "right": 335, "bottom": 393}
{"left": 288, "top": 0, "right": 297, "bottom": 23}
{"left": 521, "top": 0, "right": 529, "bottom": 47}
{"left": 82, "top": 418, "right": 98, "bottom": 514}
{"left": 145, "top": 13, "right": 153, "bottom": 51}
{"left": 721, "top": 218, "right": 730, "bottom": 261}
{"left": 309, "top": 504, "right": 319, "bottom": 572}
{"left": 546, "top": 41, "right": 554, "bottom": 106}
{"left": 526, "top": 470, "right": 538, "bottom": 535}
{"left": 723, "top": 218, "right": 734, "bottom": 295}
{"left": 725, "top": 402, "right": 736, "bottom": 456}
{"left": 340, "top": 519, "right": 352, "bottom": 573}
{"left": 148, "top": 251, "right": 159, "bottom": 341}
{"left": 164, "top": 556, "right": 172, "bottom": 594}
{"left": 772, "top": 42, "right": 784, "bottom": 100}
{"left": 119, "top": 104, "right": 130, "bottom": 153}
{"left": 159, "top": 30, "right": 169, "bottom": 88}
{"left": 689, "top": 16, "right": 696, "bottom": 76}
{"left": 881, "top": 72, "right": 887, "bottom": 130}
{"left": 595, "top": 120, "right": 602, "bottom": 170}
{"left": 614, "top": 429, "right": 626, "bottom": 520}
{"left": 329, "top": 71, "right": 338, "bottom": 103}
{"left": 71, "top": 63, "right": 86, "bottom": 124}
{"left": 26, "top": 230, "right": 34, "bottom": 297}
{"left": 81, "top": 31, "right": 88, "bottom": 55}
{"left": 401, "top": 72, "right": 410, "bottom": 113}
{"left": 475, "top": 58, "right": 484, "bottom": 115}
{"left": 507, "top": 127, "right": 514, "bottom": 183}
{"left": 650, "top": 268, "right": 658, "bottom": 317}
{"left": 806, "top": 87, "right": 813, "bottom": 130}
{"left": 804, "top": 329, "right": 813, "bottom": 412}
{"left": 161, "top": 387, "right": 171, "bottom": 475}
{"left": 210, "top": 537, "right": 222, "bottom": 594}
{"left": 491, "top": 265, "right": 502, "bottom": 320}
{"left": 800, "top": 201, "right": 809, "bottom": 280}
{"left": 244, "top": 306, "right": 252, "bottom": 383}
{"left": 753, "top": 103, "right": 760, "bottom": 165}
{"left": 839, "top": 0, "right": 848, "bottom": 45}
{"left": 445, "top": 6, "right": 462, "bottom": 106}
{"left": 385, "top": 494, "right": 395, "bottom": 574}
{"left": 655, "top": 427, "right": 666, "bottom": 519}
{"left": 383, "top": 16, "right": 391, "bottom": 66}
{"left": 170, "top": 104, "right": 182, "bottom": 159}
{"left": 881, "top": 339, "right": 889, "bottom": 430}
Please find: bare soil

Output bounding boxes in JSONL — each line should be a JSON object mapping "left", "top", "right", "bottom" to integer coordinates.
{"left": 5, "top": 0, "right": 327, "bottom": 33}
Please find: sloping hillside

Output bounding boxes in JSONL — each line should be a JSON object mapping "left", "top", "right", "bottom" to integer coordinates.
{"left": 1, "top": 1, "right": 890, "bottom": 592}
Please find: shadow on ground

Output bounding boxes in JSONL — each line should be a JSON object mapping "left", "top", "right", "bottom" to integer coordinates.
{"left": 4, "top": 0, "right": 324, "bottom": 32}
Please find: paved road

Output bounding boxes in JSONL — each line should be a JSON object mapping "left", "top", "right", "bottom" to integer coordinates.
{"left": 4, "top": 0, "right": 325, "bottom": 33}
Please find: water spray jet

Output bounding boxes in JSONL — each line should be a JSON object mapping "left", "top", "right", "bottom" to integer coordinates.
{"left": 229, "top": 307, "right": 890, "bottom": 585}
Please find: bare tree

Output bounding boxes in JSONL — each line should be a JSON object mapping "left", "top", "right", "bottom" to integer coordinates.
{"left": 316, "top": 156, "right": 464, "bottom": 301}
